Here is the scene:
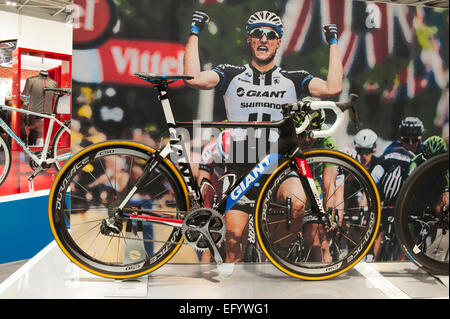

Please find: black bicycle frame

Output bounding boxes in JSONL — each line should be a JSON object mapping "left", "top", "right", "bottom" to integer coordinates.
{"left": 118, "top": 80, "right": 326, "bottom": 220}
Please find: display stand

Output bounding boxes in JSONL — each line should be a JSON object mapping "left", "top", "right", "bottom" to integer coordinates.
{"left": 8, "top": 47, "right": 71, "bottom": 194}
{"left": 104, "top": 277, "right": 149, "bottom": 298}
{"left": 0, "top": 240, "right": 448, "bottom": 299}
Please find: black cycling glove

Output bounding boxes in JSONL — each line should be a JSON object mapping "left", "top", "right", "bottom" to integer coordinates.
{"left": 190, "top": 11, "right": 210, "bottom": 36}
{"left": 323, "top": 24, "right": 338, "bottom": 45}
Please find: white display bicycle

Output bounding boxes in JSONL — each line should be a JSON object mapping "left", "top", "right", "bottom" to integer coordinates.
{"left": 0, "top": 88, "right": 71, "bottom": 191}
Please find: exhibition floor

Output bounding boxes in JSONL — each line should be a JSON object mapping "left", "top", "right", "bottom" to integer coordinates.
{"left": 0, "top": 241, "right": 448, "bottom": 299}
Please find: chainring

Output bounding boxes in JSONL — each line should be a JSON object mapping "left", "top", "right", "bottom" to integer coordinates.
{"left": 29, "top": 150, "right": 53, "bottom": 170}
{"left": 181, "top": 208, "right": 226, "bottom": 251}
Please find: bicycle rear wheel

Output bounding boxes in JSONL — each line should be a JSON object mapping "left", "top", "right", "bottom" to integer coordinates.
{"left": 51, "top": 122, "right": 71, "bottom": 171}
{"left": 0, "top": 134, "right": 11, "bottom": 186}
{"left": 395, "top": 152, "right": 449, "bottom": 275}
{"left": 48, "top": 141, "right": 189, "bottom": 279}
{"left": 255, "top": 150, "right": 380, "bottom": 280}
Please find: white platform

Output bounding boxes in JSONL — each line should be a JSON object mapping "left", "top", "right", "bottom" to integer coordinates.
{"left": 0, "top": 241, "right": 448, "bottom": 300}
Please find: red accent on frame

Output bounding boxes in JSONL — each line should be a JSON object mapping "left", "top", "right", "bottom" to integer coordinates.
{"left": 295, "top": 158, "right": 313, "bottom": 178}
{"left": 130, "top": 215, "right": 183, "bottom": 225}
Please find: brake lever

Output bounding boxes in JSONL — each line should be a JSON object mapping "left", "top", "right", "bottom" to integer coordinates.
{"left": 336, "top": 93, "right": 359, "bottom": 130}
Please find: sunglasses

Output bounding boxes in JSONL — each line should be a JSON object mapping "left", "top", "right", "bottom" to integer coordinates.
{"left": 401, "top": 137, "right": 420, "bottom": 144}
{"left": 356, "top": 148, "right": 374, "bottom": 155}
{"left": 250, "top": 28, "right": 280, "bottom": 40}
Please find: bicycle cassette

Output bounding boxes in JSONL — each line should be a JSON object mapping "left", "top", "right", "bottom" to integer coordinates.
{"left": 181, "top": 208, "right": 226, "bottom": 251}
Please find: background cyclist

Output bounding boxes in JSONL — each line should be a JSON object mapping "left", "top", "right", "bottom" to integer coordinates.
{"left": 344, "top": 128, "right": 380, "bottom": 260}
{"left": 410, "top": 135, "right": 448, "bottom": 210}
{"left": 353, "top": 128, "right": 380, "bottom": 172}
{"left": 384, "top": 116, "right": 425, "bottom": 156}
{"left": 409, "top": 135, "right": 448, "bottom": 174}
{"left": 407, "top": 135, "right": 448, "bottom": 257}
{"left": 184, "top": 10, "right": 343, "bottom": 262}
{"left": 371, "top": 117, "right": 424, "bottom": 261}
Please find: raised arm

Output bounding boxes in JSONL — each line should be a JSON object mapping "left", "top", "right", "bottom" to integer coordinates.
{"left": 183, "top": 11, "right": 220, "bottom": 90}
{"left": 308, "top": 24, "right": 343, "bottom": 98}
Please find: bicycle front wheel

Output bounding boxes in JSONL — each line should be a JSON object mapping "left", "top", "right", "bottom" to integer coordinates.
{"left": 395, "top": 152, "right": 449, "bottom": 275}
{"left": 255, "top": 149, "right": 380, "bottom": 280}
{"left": 0, "top": 133, "right": 11, "bottom": 186}
{"left": 48, "top": 141, "right": 189, "bottom": 279}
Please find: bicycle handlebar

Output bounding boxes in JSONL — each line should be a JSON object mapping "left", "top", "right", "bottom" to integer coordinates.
{"left": 283, "top": 94, "right": 359, "bottom": 138}
{"left": 308, "top": 100, "right": 346, "bottom": 138}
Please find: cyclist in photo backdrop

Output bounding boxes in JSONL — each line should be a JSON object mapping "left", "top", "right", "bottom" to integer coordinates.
{"left": 183, "top": 10, "right": 343, "bottom": 262}
{"left": 370, "top": 117, "right": 425, "bottom": 261}
{"left": 408, "top": 135, "right": 448, "bottom": 215}
{"left": 344, "top": 128, "right": 380, "bottom": 261}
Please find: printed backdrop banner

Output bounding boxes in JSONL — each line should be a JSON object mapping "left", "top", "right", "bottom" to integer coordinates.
{"left": 281, "top": 0, "right": 414, "bottom": 75}
{"left": 70, "top": 0, "right": 449, "bottom": 265}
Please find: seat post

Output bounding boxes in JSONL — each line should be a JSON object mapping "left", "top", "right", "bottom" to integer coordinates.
{"left": 156, "top": 82, "right": 177, "bottom": 130}
{"left": 52, "top": 94, "right": 61, "bottom": 115}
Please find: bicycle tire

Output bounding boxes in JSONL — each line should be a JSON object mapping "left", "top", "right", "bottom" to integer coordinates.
{"left": 394, "top": 152, "right": 449, "bottom": 275}
{"left": 48, "top": 141, "right": 189, "bottom": 279}
{"left": 0, "top": 133, "right": 11, "bottom": 186}
{"left": 255, "top": 149, "right": 380, "bottom": 280}
{"left": 51, "top": 122, "right": 71, "bottom": 171}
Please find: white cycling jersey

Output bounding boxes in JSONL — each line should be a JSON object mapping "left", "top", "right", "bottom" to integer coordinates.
{"left": 212, "top": 63, "right": 314, "bottom": 142}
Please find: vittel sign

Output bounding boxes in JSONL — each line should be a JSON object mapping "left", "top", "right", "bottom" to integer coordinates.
{"left": 98, "top": 39, "right": 185, "bottom": 87}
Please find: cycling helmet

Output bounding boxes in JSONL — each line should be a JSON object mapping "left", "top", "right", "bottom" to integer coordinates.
{"left": 246, "top": 11, "right": 284, "bottom": 38}
{"left": 422, "top": 135, "right": 448, "bottom": 159}
{"left": 354, "top": 129, "right": 378, "bottom": 150}
{"left": 398, "top": 117, "right": 424, "bottom": 137}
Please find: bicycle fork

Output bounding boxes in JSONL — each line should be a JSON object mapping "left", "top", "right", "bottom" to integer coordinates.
{"left": 294, "top": 157, "right": 327, "bottom": 219}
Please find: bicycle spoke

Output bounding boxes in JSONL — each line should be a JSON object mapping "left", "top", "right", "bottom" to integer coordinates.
{"left": 65, "top": 206, "right": 107, "bottom": 213}
{"left": 72, "top": 220, "right": 103, "bottom": 242}
{"left": 98, "top": 158, "right": 116, "bottom": 195}
{"left": 338, "top": 231, "right": 358, "bottom": 246}
{"left": 69, "top": 218, "right": 105, "bottom": 226}
{"left": 272, "top": 231, "right": 297, "bottom": 244}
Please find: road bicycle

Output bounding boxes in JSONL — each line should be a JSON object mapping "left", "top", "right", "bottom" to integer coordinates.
{"left": 48, "top": 73, "right": 380, "bottom": 280}
{"left": 395, "top": 152, "right": 449, "bottom": 275}
{"left": 0, "top": 88, "right": 72, "bottom": 190}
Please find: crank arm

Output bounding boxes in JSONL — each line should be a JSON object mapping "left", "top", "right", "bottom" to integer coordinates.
{"left": 203, "top": 230, "right": 224, "bottom": 265}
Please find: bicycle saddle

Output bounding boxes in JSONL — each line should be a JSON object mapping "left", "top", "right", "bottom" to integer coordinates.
{"left": 134, "top": 72, "right": 194, "bottom": 85}
{"left": 43, "top": 88, "right": 72, "bottom": 95}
